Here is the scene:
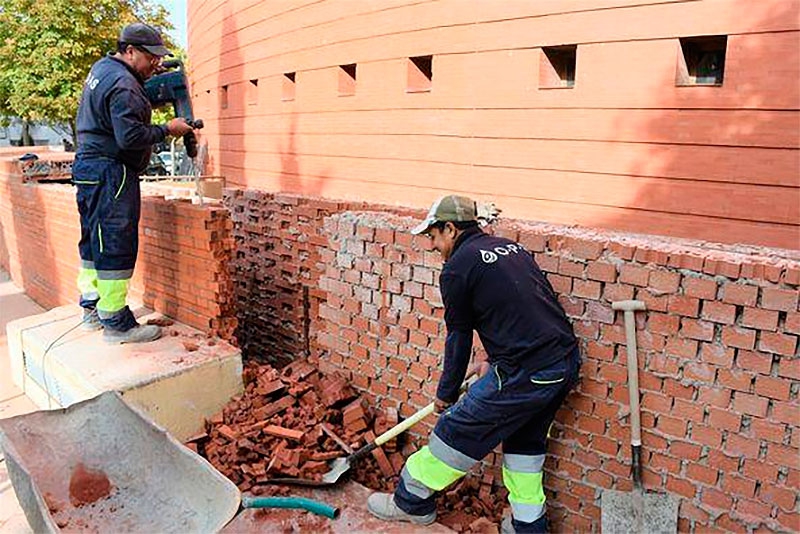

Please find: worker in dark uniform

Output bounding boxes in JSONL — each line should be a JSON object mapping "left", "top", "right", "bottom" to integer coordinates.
{"left": 367, "top": 195, "right": 581, "bottom": 533}
{"left": 73, "top": 22, "right": 194, "bottom": 343}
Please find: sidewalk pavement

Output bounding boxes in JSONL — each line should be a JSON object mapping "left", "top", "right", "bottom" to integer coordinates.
{"left": 0, "top": 269, "right": 42, "bottom": 533}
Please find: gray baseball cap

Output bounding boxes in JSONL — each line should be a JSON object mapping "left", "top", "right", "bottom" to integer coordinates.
{"left": 119, "top": 22, "right": 172, "bottom": 57}
{"left": 411, "top": 195, "right": 478, "bottom": 235}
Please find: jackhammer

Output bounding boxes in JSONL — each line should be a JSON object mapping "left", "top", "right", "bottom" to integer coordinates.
{"left": 144, "top": 59, "right": 204, "bottom": 163}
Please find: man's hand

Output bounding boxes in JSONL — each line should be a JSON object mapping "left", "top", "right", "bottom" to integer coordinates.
{"left": 470, "top": 360, "right": 491, "bottom": 378}
{"left": 434, "top": 398, "right": 453, "bottom": 415}
{"left": 166, "top": 117, "right": 195, "bottom": 137}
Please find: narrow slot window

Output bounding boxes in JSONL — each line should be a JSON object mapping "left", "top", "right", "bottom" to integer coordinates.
{"left": 338, "top": 64, "right": 357, "bottom": 96}
{"left": 282, "top": 72, "right": 296, "bottom": 101}
{"left": 248, "top": 79, "right": 258, "bottom": 105}
{"left": 539, "top": 45, "right": 577, "bottom": 89}
{"left": 407, "top": 55, "right": 432, "bottom": 93}
{"left": 220, "top": 85, "right": 228, "bottom": 109}
{"left": 677, "top": 36, "right": 727, "bottom": 86}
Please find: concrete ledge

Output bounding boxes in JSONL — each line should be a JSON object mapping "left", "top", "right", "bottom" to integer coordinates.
{"left": 5, "top": 305, "right": 242, "bottom": 441}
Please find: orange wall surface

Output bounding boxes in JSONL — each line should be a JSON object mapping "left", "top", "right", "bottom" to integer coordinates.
{"left": 187, "top": 0, "right": 800, "bottom": 249}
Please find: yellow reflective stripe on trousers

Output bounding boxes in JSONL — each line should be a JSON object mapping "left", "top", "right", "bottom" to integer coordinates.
{"left": 406, "top": 446, "right": 466, "bottom": 492}
{"left": 98, "top": 225, "right": 104, "bottom": 253}
{"left": 115, "top": 166, "right": 126, "bottom": 199}
{"left": 96, "top": 278, "right": 129, "bottom": 313}
{"left": 77, "top": 267, "right": 98, "bottom": 296}
{"left": 502, "top": 466, "right": 546, "bottom": 505}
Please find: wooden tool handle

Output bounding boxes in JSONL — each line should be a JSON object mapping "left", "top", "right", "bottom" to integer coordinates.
{"left": 373, "top": 369, "right": 478, "bottom": 447}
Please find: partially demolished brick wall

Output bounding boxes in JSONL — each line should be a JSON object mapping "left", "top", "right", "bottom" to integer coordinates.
{"left": 0, "top": 153, "right": 237, "bottom": 339}
{"left": 223, "top": 190, "right": 417, "bottom": 365}
{"left": 316, "top": 211, "right": 800, "bottom": 533}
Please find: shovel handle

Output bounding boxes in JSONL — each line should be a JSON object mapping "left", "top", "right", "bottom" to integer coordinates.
{"left": 374, "top": 403, "right": 435, "bottom": 447}
{"left": 374, "top": 369, "right": 478, "bottom": 447}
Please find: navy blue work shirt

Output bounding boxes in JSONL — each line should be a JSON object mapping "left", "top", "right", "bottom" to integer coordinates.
{"left": 436, "top": 227, "right": 577, "bottom": 402}
{"left": 75, "top": 55, "right": 167, "bottom": 174}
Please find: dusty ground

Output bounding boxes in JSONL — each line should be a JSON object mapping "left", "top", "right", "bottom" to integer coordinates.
{"left": 0, "top": 269, "right": 42, "bottom": 533}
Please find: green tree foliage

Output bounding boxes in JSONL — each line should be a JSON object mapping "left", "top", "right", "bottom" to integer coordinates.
{"left": 0, "top": 0, "right": 175, "bottom": 144}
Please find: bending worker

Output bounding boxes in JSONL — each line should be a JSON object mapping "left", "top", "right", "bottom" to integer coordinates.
{"left": 72, "top": 22, "right": 194, "bottom": 343}
{"left": 367, "top": 195, "right": 581, "bottom": 533}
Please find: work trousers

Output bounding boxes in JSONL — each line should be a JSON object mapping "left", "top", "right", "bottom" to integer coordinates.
{"left": 73, "top": 158, "right": 140, "bottom": 331}
{"left": 394, "top": 346, "right": 581, "bottom": 533}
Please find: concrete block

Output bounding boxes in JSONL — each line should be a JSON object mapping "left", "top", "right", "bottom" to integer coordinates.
{"left": 5, "top": 305, "right": 242, "bottom": 441}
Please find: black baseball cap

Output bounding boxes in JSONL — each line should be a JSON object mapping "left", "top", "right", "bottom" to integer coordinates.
{"left": 119, "top": 22, "right": 172, "bottom": 57}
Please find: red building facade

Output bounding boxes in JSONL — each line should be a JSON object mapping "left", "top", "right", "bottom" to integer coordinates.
{"left": 188, "top": 0, "right": 799, "bottom": 249}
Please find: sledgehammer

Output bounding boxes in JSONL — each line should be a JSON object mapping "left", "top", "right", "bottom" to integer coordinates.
{"left": 611, "top": 299, "right": 646, "bottom": 489}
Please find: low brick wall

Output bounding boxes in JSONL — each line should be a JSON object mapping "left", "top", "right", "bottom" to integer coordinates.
{"left": 316, "top": 212, "right": 799, "bottom": 533}
{"left": 0, "top": 152, "right": 237, "bottom": 339}
{"left": 224, "top": 190, "right": 417, "bottom": 364}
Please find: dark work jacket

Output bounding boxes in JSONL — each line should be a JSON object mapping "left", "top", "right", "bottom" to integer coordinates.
{"left": 437, "top": 228, "right": 577, "bottom": 402}
{"left": 75, "top": 55, "right": 166, "bottom": 174}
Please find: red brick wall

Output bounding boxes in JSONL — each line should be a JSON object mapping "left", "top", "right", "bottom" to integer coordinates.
{"left": 0, "top": 152, "right": 237, "bottom": 340}
{"left": 223, "top": 189, "right": 418, "bottom": 364}
{"left": 314, "top": 211, "right": 800, "bottom": 533}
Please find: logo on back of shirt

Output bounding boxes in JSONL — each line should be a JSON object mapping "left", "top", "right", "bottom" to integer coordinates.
{"left": 479, "top": 243, "right": 523, "bottom": 264}
{"left": 85, "top": 72, "right": 99, "bottom": 91}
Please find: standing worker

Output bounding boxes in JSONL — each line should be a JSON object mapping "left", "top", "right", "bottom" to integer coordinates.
{"left": 72, "top": 22, "right": 195, "bottom": 343}
{"left": 367, "top": 195, "right": 581, "bottom": 533}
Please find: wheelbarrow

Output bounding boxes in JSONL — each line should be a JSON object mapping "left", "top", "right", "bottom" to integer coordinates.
{"left": 0, "top": 391, "right": 338, "bottom": 533}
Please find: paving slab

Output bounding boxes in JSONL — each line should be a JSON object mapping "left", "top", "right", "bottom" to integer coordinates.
{"left": 6, "top": 304, "right": 243, "bottom": 442}
{"left": 0, "top": 269, "right": 42, "bottom": 533}
{"left": 223, "top": 481, "right": 453, "bottom": 533}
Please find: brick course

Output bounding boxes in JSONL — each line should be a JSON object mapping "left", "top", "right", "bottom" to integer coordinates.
{"left": 0, "top": 152, "right": 236, "bottom": 339}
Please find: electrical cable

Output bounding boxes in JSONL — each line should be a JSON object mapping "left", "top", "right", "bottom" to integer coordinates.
{"left": 40, "top": 319, "right": 88, "bottom": 409}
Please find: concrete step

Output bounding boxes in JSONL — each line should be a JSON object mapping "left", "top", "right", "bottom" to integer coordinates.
{"left": 5, "top": 304, "right": 243, "bottom": 442}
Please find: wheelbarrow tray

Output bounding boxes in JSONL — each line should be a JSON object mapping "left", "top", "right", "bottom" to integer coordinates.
{"left": 0, "top": 390, "right": 240, "bottom": 533}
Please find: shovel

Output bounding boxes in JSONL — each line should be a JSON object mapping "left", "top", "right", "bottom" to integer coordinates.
{"left": 270, "top": 370, "right": 477, "bottom": 487}
{"left": 601, "top": 300, "right": 678, "bottom": 534}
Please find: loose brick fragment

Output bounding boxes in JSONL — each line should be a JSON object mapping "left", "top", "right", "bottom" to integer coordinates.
{"left": 217, "top": 425, "right": 238, "bottom": 441}
{"left": 262, "top": 425, "right": 304, "bottom": 442}
{"left": 253, "top": 396, "right": 294, "bottom": 420}
{"left": 310, "top": 451, "right": 342, "bottom": 462}
{"left": 255, "top": 378, "right": 285, "bottom": 397}
{"left": 319, "top": 373, "right": 357, "bottom": 407}
{"left": 364, "top": 431, "right": 395, "bottom": 477}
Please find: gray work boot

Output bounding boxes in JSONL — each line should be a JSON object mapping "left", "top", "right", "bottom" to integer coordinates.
{"left": 103, "top": 324, "right": 162, "bottom": 345}
{"left": 367, "top": 493, "right": 436, "bottom": 525}
{"left": 81, "top": 308, "right": 102, "bottom": 331}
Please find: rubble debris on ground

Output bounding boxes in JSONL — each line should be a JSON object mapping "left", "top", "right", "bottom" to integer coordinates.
{"left": 192, "top": 359, "right": 506, "bottom": 532}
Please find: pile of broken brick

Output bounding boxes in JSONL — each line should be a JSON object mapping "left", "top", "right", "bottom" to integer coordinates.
{"left": 189, "top": 359, "right": 508, "bottom": 532}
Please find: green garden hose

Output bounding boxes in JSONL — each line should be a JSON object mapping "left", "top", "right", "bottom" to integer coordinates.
{"left": 241, "top": 495, "right": 340, "bottom": 519}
